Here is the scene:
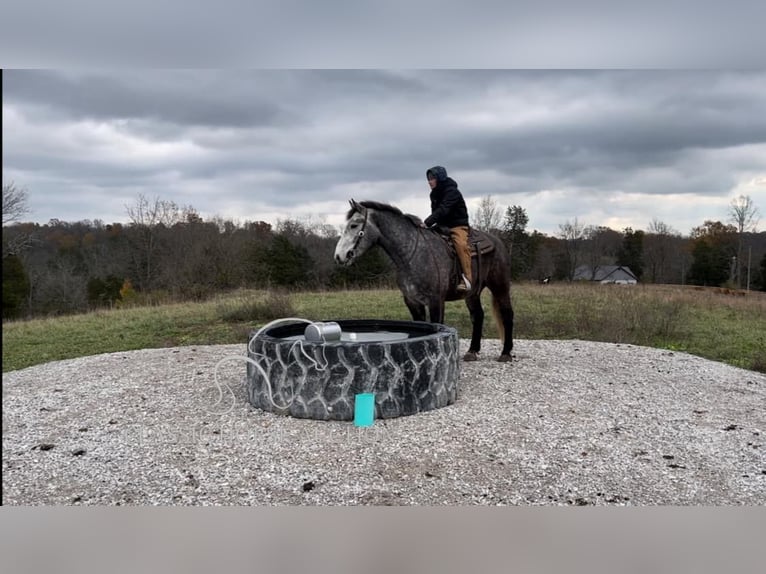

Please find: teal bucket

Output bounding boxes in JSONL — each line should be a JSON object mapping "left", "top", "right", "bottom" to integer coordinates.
{"left": 354, "top": 393, "right": 375, "bottom": 427}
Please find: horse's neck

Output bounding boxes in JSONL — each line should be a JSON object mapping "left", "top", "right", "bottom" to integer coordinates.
{"left": 373, "top": 211, "right": 421, "bottom": 269}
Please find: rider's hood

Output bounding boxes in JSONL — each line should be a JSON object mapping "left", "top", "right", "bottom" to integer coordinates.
{"left": 426, "top": 166, "right": 448, "bottom": 182}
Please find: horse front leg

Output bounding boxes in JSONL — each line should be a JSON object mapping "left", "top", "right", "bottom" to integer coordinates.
{"left": 404, "top": 298, "right": 427, "bottom": 322}
{"left": 463, "top": 294, "right": 484, "bottom": 361}
{"left": 427, "top": 299, "right": 445, "bottom": 324}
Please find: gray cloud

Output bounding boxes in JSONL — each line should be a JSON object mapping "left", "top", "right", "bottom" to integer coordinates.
{"left": 4, "top": 71, "right": 297, "bottom": 127}
{"left": 3, "top": 69, "right": 766, "bottom": 235}
{"left": 2, "top": 1, "right": 765, "bottom": 67}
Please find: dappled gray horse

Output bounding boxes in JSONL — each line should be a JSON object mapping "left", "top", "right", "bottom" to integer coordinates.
{"left": 334, "top": 200, "right": 514, "bottom": 362}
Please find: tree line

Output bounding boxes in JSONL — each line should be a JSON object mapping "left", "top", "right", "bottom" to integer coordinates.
{"left": 3, "top": 184, "right": 765, "bottom": 319}
{"left": 471, "top": 194, "right": 764, "bottom": 289}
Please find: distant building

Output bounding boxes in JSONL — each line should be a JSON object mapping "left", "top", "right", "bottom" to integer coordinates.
{"left": 573, "top": 265, "right": 638, "bottom": 284}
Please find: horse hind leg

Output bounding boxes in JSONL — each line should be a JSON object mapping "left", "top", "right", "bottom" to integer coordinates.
{"left": 491, "top": 288, "right": 514, "bottom": 362}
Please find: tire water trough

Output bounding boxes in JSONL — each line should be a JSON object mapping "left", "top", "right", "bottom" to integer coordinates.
{"left": 246, "top": 319, "right": 460, "bottom": 421}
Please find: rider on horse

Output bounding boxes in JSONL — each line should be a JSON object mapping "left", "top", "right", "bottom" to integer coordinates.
{"left": 422, "top": 166, "right": 472, "bottom": 292}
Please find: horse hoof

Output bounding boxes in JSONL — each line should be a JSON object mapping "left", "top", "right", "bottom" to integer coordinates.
{"left": 496, "top": 354, "right": 512, "bottom": 363}
{"left": 463, "top": 351, "right": 479, "bottom": 362}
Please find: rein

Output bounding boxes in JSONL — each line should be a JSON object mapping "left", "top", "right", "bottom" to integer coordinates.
{"left": 422, "top": 227, "right": 443, "bottom": 293}
{"left": 353, "top": 207, "right": 423, "bottom": 269}
{"left": 405, "top": 223, "right": 422, "bottom": 267}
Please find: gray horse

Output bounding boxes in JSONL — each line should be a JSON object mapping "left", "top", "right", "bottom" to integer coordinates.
{"left": 334, "top": 199, "right": 514, "bottom": 362}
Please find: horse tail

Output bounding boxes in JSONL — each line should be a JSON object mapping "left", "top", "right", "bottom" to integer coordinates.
{"left": 491, "top": 293, "right": 504, "bottom": 345}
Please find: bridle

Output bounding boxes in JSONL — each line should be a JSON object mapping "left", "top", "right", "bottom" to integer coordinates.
{"left": 347, "top": 207, "right": 369, "bottom": 259}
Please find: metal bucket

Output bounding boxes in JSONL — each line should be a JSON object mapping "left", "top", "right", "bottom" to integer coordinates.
{"left": 303, "top": 321, "right": 342, "bottom": 343}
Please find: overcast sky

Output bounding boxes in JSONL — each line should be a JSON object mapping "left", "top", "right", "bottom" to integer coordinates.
{"left": 4, "top": 69, "right": 765, "bottom": 236}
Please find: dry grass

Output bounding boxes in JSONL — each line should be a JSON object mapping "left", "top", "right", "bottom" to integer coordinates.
{"left": 215, "top": 290, "right": 296, "bottom": 323}
{"left": 511, "top": 282, "right": 766, "bottom": 371}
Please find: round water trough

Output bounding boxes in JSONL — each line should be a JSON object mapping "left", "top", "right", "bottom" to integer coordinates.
{"left": 246, "top": 319, "right": 460, "bottom": 421}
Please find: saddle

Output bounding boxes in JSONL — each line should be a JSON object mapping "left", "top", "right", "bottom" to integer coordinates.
{"left": 432, "top": 225, "right": 496, "bottom": 257}
{"left": 432, "top": 226, "right": 496, "bottom": 295}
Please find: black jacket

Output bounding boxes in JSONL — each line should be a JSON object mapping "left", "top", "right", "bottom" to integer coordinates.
{"left": 424, "top": 177, "right": 469, "bottom": 228}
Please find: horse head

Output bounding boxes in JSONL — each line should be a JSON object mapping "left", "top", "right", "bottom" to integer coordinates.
{"left": 334, "top": 199, "right": 375, "bottom": 265}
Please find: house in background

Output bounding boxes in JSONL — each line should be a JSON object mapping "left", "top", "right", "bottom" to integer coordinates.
{"left": 573, "top": 265, "right": 638, "bottom": 284}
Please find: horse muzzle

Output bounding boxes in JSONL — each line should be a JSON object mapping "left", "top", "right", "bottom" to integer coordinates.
{"left": 335, "top": 250, "right": 355, "bottom": 265}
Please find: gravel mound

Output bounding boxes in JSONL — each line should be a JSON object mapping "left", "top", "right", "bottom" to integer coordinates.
{"left": 3, "top": 339, "right": 765, "bottom": 505}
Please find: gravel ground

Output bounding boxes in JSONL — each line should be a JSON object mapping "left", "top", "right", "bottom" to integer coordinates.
{"left": 3, "top": 339, "right": 765, "bottom": 505}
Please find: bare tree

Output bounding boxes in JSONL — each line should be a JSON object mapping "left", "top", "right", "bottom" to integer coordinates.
{"left": 648, "top": 219, "right": 675, "bottom": 235}
{"left": 3, "top": 225, "right": 37, "bottom": 258}
{"left": 2, "top": 181, "right": 30, "bottom": 225}
{"left": 728, "top": 194, "right": 761, "bottom": 288}
{"left": 29, "top": 255, "right": 88, "bottom": 314}
{"left": 729, "top": 194, "right": 761, "bottom": 233}
{"left": 3, "top": 182, "right": 35, "bottom": 257}
{"left": 126, "top": 193, "right": 188, "bottom": 228}
{"left": 558, "top": 218, "right": 586, "bottom": 280}
{"left": 473, "top": 195, "right": 502, "bottom": 232}
{"left": 125, "top": 194, "right": 189, "bottom": 291}
{"left": 296, "top": 214, "right": 339, "bottom": 239}
{"left": 582, "top": 225, "right": 621, "bottom": 277}
{"left": 644, "top": 219, "right": 679, "bottom": 283}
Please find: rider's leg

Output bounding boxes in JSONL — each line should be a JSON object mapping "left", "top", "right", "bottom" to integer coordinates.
{"left": 450, "top": 225, "right": 472, "bottom": 290}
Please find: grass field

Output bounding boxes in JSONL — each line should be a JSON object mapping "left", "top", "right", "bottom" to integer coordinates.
{"left": 3, "top": 283, "right": 766, "bottom": 373}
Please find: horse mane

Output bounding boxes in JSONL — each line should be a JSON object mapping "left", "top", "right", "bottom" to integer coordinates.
{"left": 347, "top": 200, "right": 423, "bottom": 226}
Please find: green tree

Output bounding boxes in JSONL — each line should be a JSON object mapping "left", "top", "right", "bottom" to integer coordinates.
{"left": 759, "top": 252, "right": 766, "bottom": 291}
{"left": 329, "top": 246, "right": 393, "bottom": 288}
{"left": 264, "top": 235, "right": 314, "bottom": 287}
{"left": 87, "top": 275, "right": 124, "bottom": 307}
{"left": 617, "top": 227, "right": 645, "bottom": 279}
{"left": 687, "top": 220, "right": 737, "bottom": 286}
{"left": 2, "top": 254, "right": 30, "bottom": 319}
{"left": 502, "top": 205, "right": 538, "bottom": 280}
